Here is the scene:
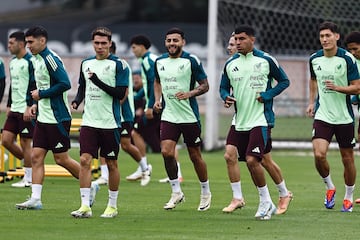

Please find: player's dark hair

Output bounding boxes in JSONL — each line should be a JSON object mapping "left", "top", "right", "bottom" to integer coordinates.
{"left": 319, "top": 21, "right": 339, "bottom": 34}
{"left": 25, "top": 26, "right": 48, "bottom": 40}
{"left": 166, "top": 28, "right": 185, "bottom": 39}
{"left": 9, "top": 31, "right": 25, "bottom": 42}
{"left": 234, "top": 25, "right": 255, "bottom": 37}
{"left": 110, "top": 41, "right": 116, "bottom": 54}
{"left": 344, "top": 31, "right": 360, "bottom": 45}
{"left": 130, "top": 35, "right": 151, "bottom": 49}
{"left": 91, "top": 26, "right": 112, "bottom": 41}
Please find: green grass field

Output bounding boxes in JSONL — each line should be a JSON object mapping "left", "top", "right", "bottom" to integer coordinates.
{"left": 1, "top": 148, "right": 360, "bottom": 240}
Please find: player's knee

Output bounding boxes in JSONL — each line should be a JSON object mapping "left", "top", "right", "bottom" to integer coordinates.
{"left": 224, "top": 152, "right": 237, "bottom": 165}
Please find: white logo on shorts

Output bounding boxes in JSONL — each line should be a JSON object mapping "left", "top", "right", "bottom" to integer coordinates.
{"left": 251, "top": 147, "right": 260, "bottom": 153}
{"left": 55, "top": 142, "right": 63, "bottom": 149}
{"left": 107, "top": 151, "right": 115, "bottom": 157}
{"left": 22, "top": 128, "right": 29, "bottom": 134}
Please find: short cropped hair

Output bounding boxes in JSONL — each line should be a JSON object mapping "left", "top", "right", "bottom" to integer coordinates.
{"left": 234, "top": 25, "right": 255, "bottom": 36}
{"left": 166, "top": 28, "right": 185, "bottom": 39}
{"left": 9, "top": 31, "right": 25, "bottom": 42}
{"left": 344, "top": 31, "right": 360, "bottom": 45}
{"left": 318, "top": 21, "right": 339, "bottom": 34}
{"left": 130, "top": 35, "right": 151, "bottom": 49}
{"left": 91, "top": 27, "right": 112, "bottom": 41}
{"left": 110, "top": 41, "right": 116, "bottom": 54}
{"left": 25, "top": 26, "right": 48, "bottom": 40}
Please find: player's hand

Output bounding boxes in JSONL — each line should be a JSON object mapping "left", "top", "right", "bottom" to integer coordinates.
{"left": 71, "top": 101, "right": 78, "bottom": 110}
{"left": 324, "top": 80, "right": 336, "bottom": 91}
{"left": 224, "top": 96, "right": 236, "bottom": 108}
{"left": 29, "top": 104, "right": 37, "bottom": 119}
{"left": 31, "top": 89, "right": 40, "bottom": 101}
{"left": 306, "top": 103, "right": 314, "bottom": 117}
{"left": 145, "top": 108, "right": 154, "bottom": 119}
{"left": 23, "top": 107, "right": 32, "bottom": 121}
{"left": 175, "top": 91, "right": 191, "bottom": 100}
{"left": 153, "top": 101, "right": 162, "bottom": 113}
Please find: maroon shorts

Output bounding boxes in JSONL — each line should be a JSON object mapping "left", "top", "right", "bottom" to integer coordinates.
{"left": 32, "top": 121, "right": 71, "bottom": 153}
{"left": 312, "top": 119, "right": 355, "bottom": 148}
{"left": 2, "top": 111, "right": 34, "bottom": 138}
{"left": 120, "top": 121, "right": 133, "bottom": 138}
{"left": 160, "top": 121, "right": 202, "bottom": 147}
{"left": 134, "top": 113, "right": 161, "bottom": 152}
{"left": 79, "top": 126, "right": 120, "bottom": 160}
{"left": 226, "top": 125, "right": 271, "bottom": 161}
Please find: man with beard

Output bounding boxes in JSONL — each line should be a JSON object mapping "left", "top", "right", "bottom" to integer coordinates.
{"left": 153, "top": 28, "right": 211, "bottom": 211}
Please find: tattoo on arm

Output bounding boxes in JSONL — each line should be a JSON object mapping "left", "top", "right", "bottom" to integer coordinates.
{"left": 191, "top": 80, "right": 209, "bottom": 97}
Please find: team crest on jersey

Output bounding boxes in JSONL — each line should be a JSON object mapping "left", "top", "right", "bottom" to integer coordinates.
{"left": 334, "top": 64, "right": 342, "bottom": 73}
{"left": 103, "top": 65, "right": 111, "bottom": 74}
{"left": 178, "top": 64, "right": 185, "bottom": 72}
{"left": 254, "top": 63, "right": 262, "bottom": 72}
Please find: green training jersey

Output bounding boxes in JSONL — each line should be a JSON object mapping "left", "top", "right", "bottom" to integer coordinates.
{"left": 9, "top": 52, "right": 35, "bottom": 113}
{"left": 219, "top": 49, "right": 289, "bottom": 131}
{"left": 32, "top": 47, "right": 72, "bottom": 124}
{"left": 155, "top": 51, "right": 207, "bottom": 124}
{"left": 309, "top": 48, "right": 360, "bottom": 124}
{"left": 79, "top": 55, "right": 129, "bottom": 129}
{"left": 356, "top": 59, "right": 360, "bottom": 105}
{"left": 140, "top": 51, "right": 157, "bottom": 110}
{"left": 120, "top": 60, "right": 134, "bottom": 123}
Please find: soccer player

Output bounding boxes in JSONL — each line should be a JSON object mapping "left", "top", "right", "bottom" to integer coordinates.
{"left": 71, "top": 27, "right": 128, "bottom": 218}
{"left": 130, "top": 34, "right": 183, "bottom": 183}
{"left": 220, "top": 25, "right": 290, "bottom": 220}
{"left": 222, "top": 34, "right": 293, "bottom": 214}
{"left": 92, "top": 41, "right": 152, "bottom": 186}
{"left": 2, "top": 31, "right": 35, "bottom": 188}
{"left": 226, "top": 33, "right": 237, "bottom": 56}
{"left": 344, "top": 31, "right": 360, "bottom": 204}
{"left": 306, "top": 22, "right": 360, "bottom": 212}
{"left": 16, "top": 26, "right": 81, "bottom": 210}
{"left": 153, "top": 27, "right": 211, "bottom": 211}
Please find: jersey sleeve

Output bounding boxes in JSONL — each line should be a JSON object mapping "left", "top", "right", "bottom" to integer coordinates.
{"left": 219, "top": 62, "right": 232, "bottom": 101}
{"left": 39, "top": 54, "right": 71, "bottom": 99}
{"left": 260, "top": 56, "right": 290, "bottom": 101}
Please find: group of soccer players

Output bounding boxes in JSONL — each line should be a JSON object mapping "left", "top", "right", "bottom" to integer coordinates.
{"left": 1, "top": 21, "right": 360, "bottom": 220}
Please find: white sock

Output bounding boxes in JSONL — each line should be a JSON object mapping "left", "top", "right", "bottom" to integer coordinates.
{"left": 108, "top": 190, "right": 118, "bottom": 208}
{"left": 169, "top": 179, "right": 182, "bottom": 193}
{"left": 200, "top": 180, "right": 211, "bottom": 195}
{"left": 31, "top": 184, "right": 42, "bottom": 200}
{"left": 100, "top": 165, "right": 109, "bottom": 180}
{"left": 80, "top": 188, "right": 90, "bottom": 207}
{"left": 230, "top": 181, "right": 243, "bottom": 200}
{"left": 24, "top": 167, "right": 32, "bottom": 183}
{"left": 323, "top": 175, "right": 335, "bottom": 190}
{"left": 141, "top": 156, "right": 148, "bottom": 165}
{"left": 344, "top": 184, "right": 355, "bottom": 201}
{"left": 139, "top": 158, "right": 148, "bottom": 172}
{"left": 276, "top": 180, "right": 289, "bottom": 198}
{"left": 177, "top": 162, "right": 182, "bottom": 178}
{"left": 257, "top": 185, "right": 271, "bottom": 202}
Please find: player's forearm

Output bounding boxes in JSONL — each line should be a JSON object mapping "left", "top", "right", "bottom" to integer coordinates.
{"left": 154, "top": 80, "right": 162, "bottom": 101}
{"left": 189, "top": 79, "right": 209, "bottom": 97}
